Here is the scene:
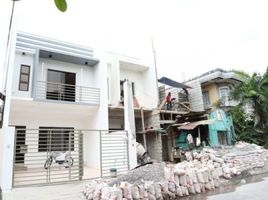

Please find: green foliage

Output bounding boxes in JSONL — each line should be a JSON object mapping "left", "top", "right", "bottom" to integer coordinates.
{"left": 54, "top": 0, "right": 67, "bottom": 12}
{"left": 230, "top": 71, "right": 268, "bottom": 148}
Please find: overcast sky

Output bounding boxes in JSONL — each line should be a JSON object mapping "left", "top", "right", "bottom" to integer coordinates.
{"left": 1, "top": 0, "right": 268, "bottom": 82}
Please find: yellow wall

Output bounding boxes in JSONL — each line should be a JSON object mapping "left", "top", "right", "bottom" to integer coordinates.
{"left": 202, "top": 83, "right": 219, "bottom": 106}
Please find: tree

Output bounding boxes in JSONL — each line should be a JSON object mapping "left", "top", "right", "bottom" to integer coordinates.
{"left": 231, "top": 71, "right": 268, "bottom": 147}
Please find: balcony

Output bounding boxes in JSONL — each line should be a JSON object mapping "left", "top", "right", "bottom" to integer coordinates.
{"left": 35, "top": 81, "right": 100, "bottom": 105}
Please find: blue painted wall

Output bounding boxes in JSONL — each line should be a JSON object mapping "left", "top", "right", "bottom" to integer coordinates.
{"left": 208, "top": 108, "right": 234, "bottom": 146}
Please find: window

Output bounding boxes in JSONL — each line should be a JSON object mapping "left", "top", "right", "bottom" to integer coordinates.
{"left": 131, "top": 82, "right": 135, "bottom": 96}
{"left": 219, "top": 87, "right": 230, "bottom": 106}
{"left": 202, "top": 91, "right": 210, "bottom": 109}
{"left": 15, "top": 126, "right": 26, "bottom": 164}
{"left": 120, "top": 80, "right": 124, "bottom": 103}
{"left": 38, "top": 127, "right": 74, "bottom": 152}
{"left": 18, "top": 65, "right": 30, "bottom": 91}
{"left": 46, "top": 70, "right": 76, "bottom": 102}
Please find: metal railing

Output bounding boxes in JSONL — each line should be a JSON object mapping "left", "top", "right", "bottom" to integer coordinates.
{"left": 35, "top": 81, "right": 100, "bottom": 105}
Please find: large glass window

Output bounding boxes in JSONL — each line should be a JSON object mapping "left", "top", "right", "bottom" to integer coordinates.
{"left": 46, "top": 70, "right": 76, "bottom": 102}
{"left": 19, "top": 65, "right": 30, "bottom": 91}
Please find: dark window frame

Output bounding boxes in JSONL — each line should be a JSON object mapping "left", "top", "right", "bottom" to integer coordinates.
{"left": 18, "top": 65, "right": 30, "bottom": 91}
{"left": 131, "top": 82, "right": 135, "bottom": 96}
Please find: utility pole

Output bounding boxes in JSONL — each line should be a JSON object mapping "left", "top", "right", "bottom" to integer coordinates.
{"left": 1, "top": 0, "right": 19, "bottom": 128}
{"left": 151, "top": 39, "right": 160, "bottom": 106}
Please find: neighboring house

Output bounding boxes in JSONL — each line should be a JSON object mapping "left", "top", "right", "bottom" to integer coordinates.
{"left": 186, "top": 68, "right": 242, "bottom": 110}
{"left": 152, "top": 70, "right": 241, "bottom": 162}
{"left": 181, "top": 68, "right": 242, "bottom": 148}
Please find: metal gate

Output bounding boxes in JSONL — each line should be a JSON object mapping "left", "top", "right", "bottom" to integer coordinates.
{"left": 100, "top": 131, "right": 129, "bottom": 177}
{"left": 13, "top": 128, "right": 83, "bottom": 187}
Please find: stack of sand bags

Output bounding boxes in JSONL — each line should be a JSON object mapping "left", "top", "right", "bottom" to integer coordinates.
{"left": 83, "top": 142, "right": 268, "bottom": 199}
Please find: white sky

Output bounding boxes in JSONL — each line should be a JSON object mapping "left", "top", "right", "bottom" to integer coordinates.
{"left": 1, "top": 0, "right": 268, "bottom": 82}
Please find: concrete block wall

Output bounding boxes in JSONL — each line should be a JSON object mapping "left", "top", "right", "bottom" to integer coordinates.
{"left": 147, "top": 109, "right": 161, "bottom": 129}
{"left": 146, "top": 132, "right": 162, "bottom": 161}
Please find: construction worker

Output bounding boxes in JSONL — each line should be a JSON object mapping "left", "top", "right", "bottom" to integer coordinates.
{"left": 166, "top": 92, "right": 172, "bottom": 110}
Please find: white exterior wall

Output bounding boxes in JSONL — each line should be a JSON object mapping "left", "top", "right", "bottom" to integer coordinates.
{"left": 12, "top": 50, "right": 35, "bottom": 99}
{"left": 83, "top": 49, "right": 109, "bottom": 169}
{"left": 107, "top": 54, "right": 158, "bottom": 109}
{"left": 107, "top": 61, "right": 120, "bottom": 105}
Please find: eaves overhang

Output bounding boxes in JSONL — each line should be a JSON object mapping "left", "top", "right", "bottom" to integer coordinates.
{"left": 16, "top": 32, "right": 99, "bottom": 66}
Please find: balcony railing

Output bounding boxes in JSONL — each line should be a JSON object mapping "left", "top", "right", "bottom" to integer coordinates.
{"left": 35, "top": 81, "right": 100, "bottom": 105}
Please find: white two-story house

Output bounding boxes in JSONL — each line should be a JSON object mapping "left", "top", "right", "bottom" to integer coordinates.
{"left": 0, "top": 32, "right": 140, "bottom": 189}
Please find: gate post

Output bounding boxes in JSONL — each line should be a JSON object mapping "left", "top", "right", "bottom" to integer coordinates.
{"left": 78, "top": 130, "right": 83, "bottom": 180}
{"left": 0, "top": 126, "right": 15, "bottom": 190}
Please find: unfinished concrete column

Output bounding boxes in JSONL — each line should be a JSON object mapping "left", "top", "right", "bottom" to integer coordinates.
{"left": 123, "top": 80, "right": 137, "bottom": 169}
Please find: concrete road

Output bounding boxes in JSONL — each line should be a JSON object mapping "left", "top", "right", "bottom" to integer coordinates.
{"left": 3, "top": 174, "right": 268, "bottom": 200}
{"left": 208, "top": 175, "right": 268, "bottom": 200}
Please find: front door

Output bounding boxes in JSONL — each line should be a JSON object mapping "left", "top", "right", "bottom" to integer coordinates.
{"left": 217, "top": 131, "right": 227, "bottom": 145}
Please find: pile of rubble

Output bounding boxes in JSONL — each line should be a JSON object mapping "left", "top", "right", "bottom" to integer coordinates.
{"left": 83, "top": 142, "right": 268, "bottom": 199}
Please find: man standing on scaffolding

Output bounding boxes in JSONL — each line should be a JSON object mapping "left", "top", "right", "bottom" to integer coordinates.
{"left": 166, "top": 92, "right": 172, "bottom": 110}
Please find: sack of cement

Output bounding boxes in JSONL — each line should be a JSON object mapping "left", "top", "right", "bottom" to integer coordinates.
{"left": 179, "top": 174, "right": 187, "bottom": 186}
{"left": 196, "top": 170, "right": 205, "bottom": 183}
{"left": 210, "top": 154, "right": 224, "bottom": 164}
{"left": 189, "top": 169, "right": 198, "bottom": 183}
{"left": 175, "top": 183, "right": 183, "bottom": 197}
{"left": 110, "top": 185, "right": 123, "bottom": 200}
{"left": 211, "top": 169, "right": 219, "bottom": 180}
{"left": 145, "top": 181, "right": 156, "bottom": 199}
{"left": 188, "top": 184, "right": 196, "bottom": 194}
{"left": 138, "top": 184, "right": 148, "bottom": 199}
{"left": 120, "top": 182, "right": 132, "bottom": 199}
{"left": 164, "top": 167, "right": 175, "bottom": 181}
{"left": 216, "top": 167, "right": 223, "bottom": 177}
{"left": 193, "top": 183, "right": 201, "bottom": 193}
{"left": 201, "top": 169, "right": 209, "bottom": 183}
{"left": 174, "top": 167, "right": 186, "bottom": 176}
{"left": 186, "top": 174, "right": 193, "bottom": 186}
{"left": 154, "top": 183, "right": 163, "bottom": 199}
{"left": 93, "top": 182, "right": 108, "bottom": 200}
{"left": 174, "top": 174, "right": 180, "bottom": 185}
{"left": 168, "top": 180, "right": 176, "bottom": 193}
{"left": 210, "top": 179, "right": 215, "bottom": 189}
{"left": 205, "top": 182, "right": 212, "bottom": 190}
{"left": 131, "top": 184, "right": 140, "bottom": 199}
{"left": 160, "top": 180, "right": 169, "bottom": 194}
{"left": 181, "top": 186, "right": 189, "bottom": 196}
{"left": 200, "top": 183, "right": 206, "bottom": 193}
{"left": 214, "top": 179, "right": 220, "bottom": 188}
{"left": 101, "top": 186, "right": 112, "bottom": 200}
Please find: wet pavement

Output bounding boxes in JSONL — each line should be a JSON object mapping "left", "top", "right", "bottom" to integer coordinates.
{"left": 182, "top": 173, "right": 268, "bottom": 200}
